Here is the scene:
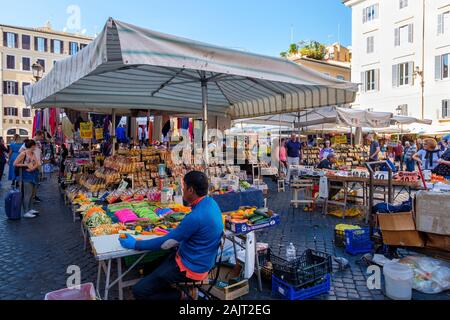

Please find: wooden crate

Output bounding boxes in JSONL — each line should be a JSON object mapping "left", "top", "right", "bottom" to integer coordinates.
{"left": 202, "top": 264, "right": 249, "bottom": 300}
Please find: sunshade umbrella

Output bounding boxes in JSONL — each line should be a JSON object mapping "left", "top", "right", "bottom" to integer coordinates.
{"left": 25, "top": 18, "right": 358, "bottom": 163}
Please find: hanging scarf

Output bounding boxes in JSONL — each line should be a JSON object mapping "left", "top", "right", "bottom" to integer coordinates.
{"left": 424, "top": 149, "right": 441, "bottom": 169}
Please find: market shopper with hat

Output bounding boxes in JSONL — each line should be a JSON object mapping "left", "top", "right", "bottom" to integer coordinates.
{"left": 119, "top": 171, "right": 224, "bottom": 300}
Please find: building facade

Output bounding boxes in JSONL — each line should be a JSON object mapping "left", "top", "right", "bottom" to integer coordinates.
{"left": 0, "top": 22, "right": 92, "bottom": 142}
{"left": 287, "top": 43, "right": 352, "bottom": 81}
{"left": 344, "top": 0, "right": 450, "bottom": 129}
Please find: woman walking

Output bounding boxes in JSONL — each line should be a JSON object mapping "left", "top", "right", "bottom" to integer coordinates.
{"left": 0, "top": 137, "right": 8, "bottom": 185}
{"left": 14, "top": 140, "right": 40, "bottom": 218}
{"left": 8, "top": 134, "right": 22, "bottom": 187}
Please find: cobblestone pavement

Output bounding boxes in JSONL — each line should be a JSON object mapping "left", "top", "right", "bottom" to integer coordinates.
{"left": 0, "top": 171, "right": 449, "bottom": 300}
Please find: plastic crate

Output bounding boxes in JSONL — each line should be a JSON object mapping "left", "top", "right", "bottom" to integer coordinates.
{"left": 344, "top": 228, "right": 375, "bottom": 255}
{"left": 257, "top": 249, "right": 273, "bottom": 280}
{"left": 334, "top": 229, "right": 346, "bottom": 248}
{"left": 45, "top": 283, "right": 97, "bottom": 300}
{"left": 272, "top": 274, "right": 331, "bottom": 300}
{"left": 269, "top": 249, "right": 332, "bottom": 287}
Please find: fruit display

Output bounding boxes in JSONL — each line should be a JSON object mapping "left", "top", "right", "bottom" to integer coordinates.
{"left": 225, "top": 207, "right": 274, "bottom": 225}
{"left": 66, "top": 185, "right": 90, "bottom": 202}
{"left": 79, "top": 174, "right": 107, "bottom": 193}
{"left": 95, "top": 167, "right": 121, "bottom": 185}
{"left": 430, "top": 174, "right": 449, "bottom": 183}
{"left": 82, "top": 207, "right": 112, "bottom": 228}
{"left": 240, "top": 180, "right": 251, "bottom": 190}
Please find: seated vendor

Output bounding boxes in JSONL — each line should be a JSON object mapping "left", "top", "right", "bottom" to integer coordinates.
{"left": 317, "top": 153, "right": 337, "bottom": 170}
{"left": 317, "top": 154, "right": 341, "bottom": 200}
{"left": 119, "top": 171, "right": 224, "bottom": 300}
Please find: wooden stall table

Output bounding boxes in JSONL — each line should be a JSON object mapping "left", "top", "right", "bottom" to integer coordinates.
{"left": 90, "top": 234, "right": 162, "bottom": 300}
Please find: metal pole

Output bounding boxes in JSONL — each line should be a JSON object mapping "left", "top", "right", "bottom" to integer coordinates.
{"left": 201, "top": 73, "right": 209, "bottom": 166}
{"left": 112, "top": 109, "right": 116, "bottom": 156}
{"left": 420, "top": 0, "right": 425, "bottom": 120}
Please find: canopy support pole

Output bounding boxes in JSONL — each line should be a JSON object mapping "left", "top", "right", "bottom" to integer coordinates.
{"left": 201, "top": 73, "right": 209, "bottom": 166}
{"left": 112, "top": 109, "right": 116, "bottom": 156}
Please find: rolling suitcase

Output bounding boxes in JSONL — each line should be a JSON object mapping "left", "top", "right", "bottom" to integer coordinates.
{"left": 5, "top": 188, "right": 22, "bottom": 220}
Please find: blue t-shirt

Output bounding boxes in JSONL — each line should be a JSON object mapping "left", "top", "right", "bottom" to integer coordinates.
{"left": 286, "top": 140, "right": 301, "bottom": 158}
{"left": 370, "top": 141, "right": 380, "bottom": 160}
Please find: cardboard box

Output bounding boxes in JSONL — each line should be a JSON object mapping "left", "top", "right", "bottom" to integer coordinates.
{"left": 202, "top": 264, "right": 249, "bottom": 300}
{"left": 415, "top": 191, "right": 450, "bottom": 236}
{"left": 425, "top": 233, "right": 450, "bottom": 252}
{"left": 377, "top": 212, "right": 424, "bottom": 247}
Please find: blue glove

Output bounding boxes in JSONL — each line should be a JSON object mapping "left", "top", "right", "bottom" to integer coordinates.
{"left": 119, "top": 234, "right": 137, "bottom": 250}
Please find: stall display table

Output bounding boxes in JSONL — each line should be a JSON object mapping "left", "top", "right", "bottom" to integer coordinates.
{"left": 91, "top": 234, "right": 161, "bottom": 300}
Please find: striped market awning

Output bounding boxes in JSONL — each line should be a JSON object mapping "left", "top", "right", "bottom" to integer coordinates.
{"left": 25, "top": 18, "right": 358, "bottom": 120}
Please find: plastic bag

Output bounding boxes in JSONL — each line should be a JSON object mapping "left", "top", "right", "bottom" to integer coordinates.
{"left": 399, "top": 256, "right": 450, "bottom": 294}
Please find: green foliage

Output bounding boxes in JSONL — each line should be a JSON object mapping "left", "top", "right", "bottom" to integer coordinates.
{"left": 279, "top": 40, "right": 326, "bottom": 60}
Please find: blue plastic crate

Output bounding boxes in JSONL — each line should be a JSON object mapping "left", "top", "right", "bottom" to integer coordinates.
{"left": 344, "top": 228, "right": 374, "bottom": 255}
{"left": 272, "top": 274, "right": 331, "bottom": 300}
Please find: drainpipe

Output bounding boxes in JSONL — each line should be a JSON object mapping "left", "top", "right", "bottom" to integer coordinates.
{"left": 421, "top": 0, "right": 425, "bottom": 120}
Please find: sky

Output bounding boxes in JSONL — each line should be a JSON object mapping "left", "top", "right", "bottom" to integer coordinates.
{"left": 0, "top": 0, "right": 352, "bottom": 57}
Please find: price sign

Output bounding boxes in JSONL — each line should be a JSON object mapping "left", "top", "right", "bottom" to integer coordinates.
{"left": 334, "top": 135, "right": 348, "bottom": 145}
{"left": 80, "top": 122, "right": 93, "bottom": 139}
{"left": 95, "top": 128, "right": 104, "bottom": 140}
{"left": 118, "top": 180, "right": 128, "bottom": 191}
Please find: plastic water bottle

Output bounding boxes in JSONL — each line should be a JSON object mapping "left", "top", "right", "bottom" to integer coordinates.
{"left": 286, "top": 243, "right": 296, "bottom": 262}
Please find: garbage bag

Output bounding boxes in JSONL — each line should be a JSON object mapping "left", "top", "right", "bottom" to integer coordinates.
{"left": 372, "top": 198, "right": 412, "bottom": 214}
{"left": 399, "top": 256, "right": 450, "bottom": 294}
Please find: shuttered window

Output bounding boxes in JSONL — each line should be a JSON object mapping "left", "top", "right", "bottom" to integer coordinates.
{"left": 22, "top": 35, "right": 31, "bottom": 50}
{"left": 361, "top": 69, "right": 379, "bottom": 92}
{"left": 35, "top": 37, "right": 47, "bottom": 52}
{"left": 6, "top": 55, "right": 15, "bottom": 69}
{"left": 393, "top": 62, "right": 414, "bottom": 87}
{"left": 438, "top": 12, "right": 449, "bottom": 35}
{"left": 363, "top": 4, "right": 379, "bottom": 23}
{"left": 442, "top": 100, "right": 450, "bottom": 119}
{"left": 22, "top": 57, "right": 31, "bottom": 71}
{"left": 435, "top": 54, "right": 449, "bottom": 80}
{"left": 367, "top": 36, "right": 374, "bottom": 53}
{"left": 3, "top": 32, "right": 18, "bottom": 48}
{"left": 4, "top": 107, "right": 18, "bottom": 117}
{"left": 3, "top": 81, "right": 19, "bottom": 95}
{"left": 395, "top": 24, "right": 413, "bottom": 46}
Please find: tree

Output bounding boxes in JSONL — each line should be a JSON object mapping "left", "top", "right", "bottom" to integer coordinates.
{"left": 279, "top": 40, "right": 326, "bottom": 60}
{"left": 299, "top": 41, "right": 326, "bottom": 60}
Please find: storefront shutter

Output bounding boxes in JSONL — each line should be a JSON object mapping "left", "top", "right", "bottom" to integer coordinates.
{"left": 394, "top": 28, "right": 400, "bottom": 46}
{"left": 435, "top": 55, "right": 442, "bottom": 80}
{"left": 438, "top": 14, "right": 444, "bottom": 35}
{"left": 407, "top": 62, "right": 414, "bottom": 85}
{"left": 408, "top": 24, "right": 414, "bottom": 43}
{"left": 392, "top": 65, "right": 398, "bottom": 87}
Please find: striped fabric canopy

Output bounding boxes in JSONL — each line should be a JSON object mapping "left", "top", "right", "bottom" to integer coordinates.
{"left": 25, "top": 18, "right": 358, "bottom": 120}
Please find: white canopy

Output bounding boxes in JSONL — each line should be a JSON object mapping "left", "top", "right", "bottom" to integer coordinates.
{"left": 234, "top": 106, "right": 433, "bottom": 129}
{"left": 234, "top": 106, "right": 393, "bottom": 128}
{"left": 25, "top": 18, "right": 357, "bottom": 120}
